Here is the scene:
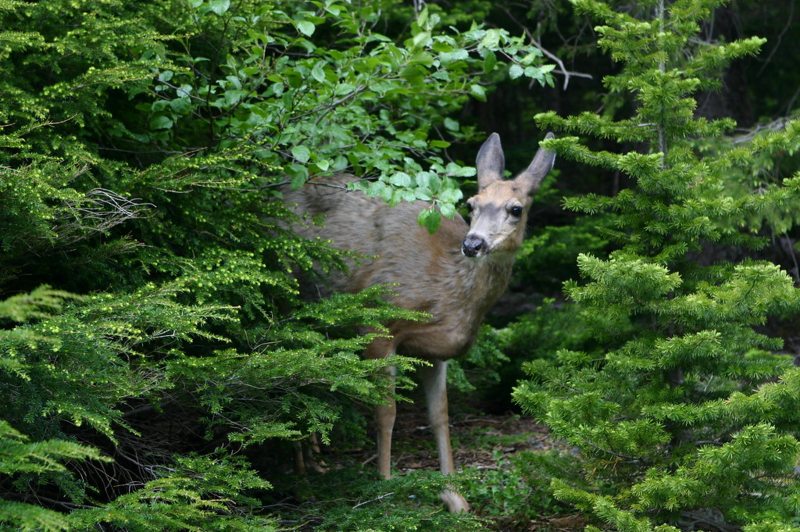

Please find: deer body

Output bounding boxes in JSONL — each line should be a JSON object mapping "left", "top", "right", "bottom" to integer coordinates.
{"left": 288, "top": 181, "right": 514, "bottom": 358}
{"left": 284, "top": 133, "right": 555, "bottom": 513}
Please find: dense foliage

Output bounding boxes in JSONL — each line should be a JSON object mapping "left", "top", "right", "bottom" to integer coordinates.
{"left": 2, "top": 0, "right": 799, "bottom": 529}
{"left": 0, "top": 0, "right": 554, "bottom": 529}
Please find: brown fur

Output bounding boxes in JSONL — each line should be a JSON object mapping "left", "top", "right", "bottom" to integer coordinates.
{"left": 285, "top": 176, "right": 518, "bottom": 358}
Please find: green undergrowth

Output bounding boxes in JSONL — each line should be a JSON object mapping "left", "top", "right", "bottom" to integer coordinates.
{"left": 461, "top": 450, "right": 579, "bottom": 528}
{"left": 271, "top": 468, "right": 485, "bottom": 531}
{"left": 267, "top": 408, "right": 577, "bottom": 531}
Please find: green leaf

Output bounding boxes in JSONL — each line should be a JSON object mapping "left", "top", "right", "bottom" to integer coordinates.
{"left": 367, "top": 181, "right": 391, "bottom": 202}
{"left": 483, "top": 50, "right": 497, "bottom": 73}
{"left": 291, "top": 145, "right": 311, "bottom": 163}
{"left": 149, "top": 115, "right": 173, "bottom": 130}
{"left": 445, "top": 162, "right": 476, "bottom": 177}
{"left": 438, "top": 187, "right": 463, "bottom": 204}
{"left": 509, "top": 64, "right": 524, "bottom": 80}
{"left": 388, "top": 172, "right": 412, "bottom": 187}
{"left": 418, "top": 208, "right": 441, "bottom": 233}
{"left": 416, "top": 6, "right": 429, "bottom": 27}
{"left": 296, "top": 20, "right": 315, "bottom": 37}
{"left": 469, "top": 84, "right": 487, "bottom": 101}
{"left": 169, "top": 97, "right": 191, "bottom": 114}
{"left": 411, "top": 31, "right": 431, "bottom": 49}
{"left": 444, "top": 117, "right": 460, "bottom": 131}
{"left": 480, "top": 29, "right": 501, "bottom": 49}
{"left": 311, "top": 61, "right": 326, "bottom": 83}
{"left": 287, "top": 163, "right": 309, "bottom": 188}
{"left": 415, "top": 188, "right": 432, "bottom": 201}
{"left": 415, "top": 171, "right": 435, "bottom": 189}
{"left": 439, "top": 202, "right": 456, "bottom": 218}
{"left": 208, "top": 0, "right": 230, "bottom": 15}
{"left": 439, "top": 49, "right": 469, "bottom": 64}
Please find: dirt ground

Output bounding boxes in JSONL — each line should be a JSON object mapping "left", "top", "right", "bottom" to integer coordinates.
{"left": 388, "top": 409, "right": 554, "bottom": 473}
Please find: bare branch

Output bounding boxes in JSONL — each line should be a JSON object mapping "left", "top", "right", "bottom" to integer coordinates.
{"left": 733, "top": 116, "right": 791, "bottom": 144}
{"left": 58, "top": 188, "right": 154, "bottom": 243}
{"left": 524, "top": 30, "right": 593, "bottom": 90}
{"left": 496, "top": 5, "right": 593, "bottom": 91}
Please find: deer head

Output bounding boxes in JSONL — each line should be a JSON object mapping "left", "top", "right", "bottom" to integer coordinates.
{"left": 461, "top": 132, "right": 556, "bottom": 258}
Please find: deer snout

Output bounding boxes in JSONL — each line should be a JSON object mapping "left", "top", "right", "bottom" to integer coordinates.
{"left": 462, "top": 234, "right": 486, "bottom": 257}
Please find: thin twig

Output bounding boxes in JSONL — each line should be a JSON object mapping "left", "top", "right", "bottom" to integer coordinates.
{"left": 496, "top": 5, "right": 593, "bottom": 91}
{"left": 756, "top": 0, "right": 795, "bottom": 76}
{"left": 780, "top": 234, "right": 800, "bottom": 284}
{"left": 524, "top": 29, "right": 593, "bottom": 90}
{"left": 656, "top": 0, "right": 668, "bottom": 164}
{"left": 306, "top": 181, "right": 351, "bottom": 191}
{"left": 352, "top": 491, "right": 394, "bottom": 509}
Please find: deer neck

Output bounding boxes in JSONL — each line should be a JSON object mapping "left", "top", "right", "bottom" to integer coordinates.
{"left": 450, "top": 249, "right": 515, "bottom": 317}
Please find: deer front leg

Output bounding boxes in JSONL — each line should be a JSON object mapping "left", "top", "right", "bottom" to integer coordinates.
{"left": 375, "top": 364, "right": 396, "bottom": 479}
{"left": 420, "top": 360, "right": 470, "bottom": 513}
{"left": 366, "top": 338, "right": 397, "bottom": 480}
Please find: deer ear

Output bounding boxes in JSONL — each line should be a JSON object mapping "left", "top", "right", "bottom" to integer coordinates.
{"left": 476, "top": 132, "right": 505, "bottom": 190}
{"left": 516, "top": 132, "right": 556, "bottom": 195}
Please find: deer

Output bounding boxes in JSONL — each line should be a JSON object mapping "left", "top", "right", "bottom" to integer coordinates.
{"left": 283, "top": 132, "right": 556, "bottom": 513}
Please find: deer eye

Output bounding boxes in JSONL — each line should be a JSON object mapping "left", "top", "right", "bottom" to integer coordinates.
{"left": 509, "top": 205, "right": 522, "bottom": 217}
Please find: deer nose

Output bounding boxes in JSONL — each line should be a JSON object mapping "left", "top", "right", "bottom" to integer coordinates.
{"left": 462, "top": 235, "right": 486, "bottom": 257}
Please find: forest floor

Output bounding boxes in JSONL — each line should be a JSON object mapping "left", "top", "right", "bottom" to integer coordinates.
{"left": 387, "top": 408, "right": 551, "bottom": 476}
{"left": 269, "top": 404, "right": 584, "bottom": 530}
{"left": 390, "top": 407, "right": 585, "bottom": 530}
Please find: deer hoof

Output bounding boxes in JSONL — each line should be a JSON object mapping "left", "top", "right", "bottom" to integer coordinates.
{"left": 440, "top": 489, "right": 470, "bottom": 513}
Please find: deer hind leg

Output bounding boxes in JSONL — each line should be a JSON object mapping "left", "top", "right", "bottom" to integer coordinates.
{"left": 305, "top": 433, "right": 328, "bottom": 473}
{"left": 420, "top": 360, "right": 470, "bottom": 513}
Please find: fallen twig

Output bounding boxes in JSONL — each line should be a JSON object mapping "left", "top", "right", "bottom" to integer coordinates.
{"left": 352, "top": 492, "right": 394, "bottom": 509}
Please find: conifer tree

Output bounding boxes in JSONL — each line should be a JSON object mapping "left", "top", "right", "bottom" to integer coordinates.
{"left": 513, "top": 0, "right": 800, "bottom": 529}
